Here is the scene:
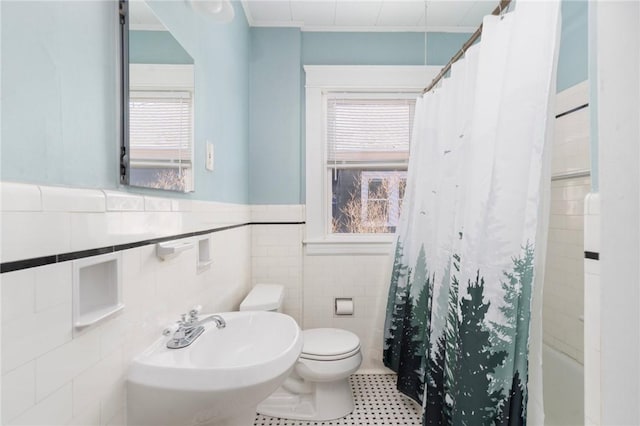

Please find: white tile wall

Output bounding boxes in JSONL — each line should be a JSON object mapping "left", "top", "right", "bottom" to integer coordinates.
{"left": 543, "top": 176, "right": 590, "bottom": 363}
{"left": 7, "top": 383, "right": 73, "bottom": 426}
{"left": 303, "top": 254, "right": 391, "bottom": 372}
{"left": 251, "top": 204, "right": 305, "bottom": 223}
{"left": 0, "top": 183, "right": 252, "bottom": 426}
{"left": 0, "top": 182, "right": 42, "bottom": 212}
{"left": 250, "top": 204, "right": 391, "bottom": 373}
{"left": 2, "top": 211, "right": 72, "bottom": 262}
{"left": 542, "top": 81, "right": 591, "bottom": 364}
{"left": 0, "top": 183, "right": 251, "bottom": 263}
{"left": 551, "top": 106, "right": 590, "bottom": 176}
{"left": 251, "top": 224, "right": 304, "bottom": 324}
{"left": 41, "top": 187, "right": 106, "bottom": 213}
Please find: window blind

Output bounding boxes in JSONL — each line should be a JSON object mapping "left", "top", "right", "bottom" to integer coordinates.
{"left": 129, "top": 90, "right": 193, "bottom": 165}
{"left": 326, "top": 97, "right": 416, "bottom": 165}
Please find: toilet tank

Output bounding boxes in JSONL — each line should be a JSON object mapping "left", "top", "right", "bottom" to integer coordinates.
{"left": 240, "top": 284, "right": 284, "bottom": 312}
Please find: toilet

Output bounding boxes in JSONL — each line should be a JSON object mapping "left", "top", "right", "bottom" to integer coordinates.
{"left": 240, "top": 284, "right": 363, "bottom": 421}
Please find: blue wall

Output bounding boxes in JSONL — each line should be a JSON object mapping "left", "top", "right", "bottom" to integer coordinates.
{"left": 249, "top": 29, "right": 302, "bottom": 205}
{"left": 129, "top": 30, "right": 194, "bottom": 65}
{"left": 2, "top": 1, "right": 118, "bottom": 189}
{"left": 557, "top": 0, "right": 589, "bottom": 92}
{"left": 302, "top": 32, "right": 426, "bottom": 65}
{"left": 2, "top": 0, "right": 588, "bottom": 205}
{"left": 301, "top": 31, "right": 471, "bottom": 66}
{"left": 588, "top": 1, "right": 598, "bottom": 191}
{"left": 1, "top": 0, "right": 251, "bottom": 203}
{"left": 147, "top": 0, "right": 250, "bottom": 203}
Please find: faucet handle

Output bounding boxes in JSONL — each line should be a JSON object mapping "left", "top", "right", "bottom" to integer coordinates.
{"left": 188, "top": 305, "right": 202, "bottom": 321}
{"left": 163, "top": 323, "right": 179, "bottom": 336}
{"left": 186, "top": 305, "right": 201, "bottom": 324}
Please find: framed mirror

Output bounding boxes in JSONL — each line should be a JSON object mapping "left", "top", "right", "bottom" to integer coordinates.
{"left": 119, "top": 0, "right": 195, "bottom": 192}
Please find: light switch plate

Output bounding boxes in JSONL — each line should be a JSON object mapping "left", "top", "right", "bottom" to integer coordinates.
{"left": 206, "top": 142, "right": 214, "bottom": 171}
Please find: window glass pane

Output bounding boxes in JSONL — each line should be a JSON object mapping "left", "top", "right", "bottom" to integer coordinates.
{"left": 129, "top": 90, "right": 193, "bottom": 192}
{"left": 129, "top": 167, "right": 191, "bottom": 192}
{"left": 331, "top": 168, "right": 407, "bottom": 234}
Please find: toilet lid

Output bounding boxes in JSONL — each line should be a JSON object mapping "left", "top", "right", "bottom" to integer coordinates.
{"left": 301, "top": 328, "right": 360, "bottom": 358}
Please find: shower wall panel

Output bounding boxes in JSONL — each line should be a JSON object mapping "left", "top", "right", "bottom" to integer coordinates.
{"left": 542, "top": 80, "right": 590, "bottom": 364}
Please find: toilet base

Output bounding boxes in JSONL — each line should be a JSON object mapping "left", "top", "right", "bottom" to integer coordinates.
{"left": 257, "top": 377, "right": 354, "bottom": 421}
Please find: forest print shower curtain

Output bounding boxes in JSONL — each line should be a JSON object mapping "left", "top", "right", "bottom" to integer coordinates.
{"left": 383, "top": 2, "right": 560, "bottom": 425}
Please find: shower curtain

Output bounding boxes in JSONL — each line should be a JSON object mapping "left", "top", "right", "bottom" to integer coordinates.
{"left": 383, "top": 2, "right": 560, "bottom": 425}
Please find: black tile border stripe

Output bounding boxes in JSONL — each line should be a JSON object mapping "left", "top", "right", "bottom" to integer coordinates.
{"left": 585, "top": 251, "right": 600, "bottom": 261}
{"left": 1, "top": 255, "right": 58, "bottom": 273}
{"left": 57, "top": 246, "right": 115, "bottom": 263}
{"left": 251, "top": 221, "right": 305, "bottom": 226}
{"left": 555, "top": 103, "right": 589, "bottom": 119}
{"left": 0, "top": 221, "right": 305, "bottom": 274}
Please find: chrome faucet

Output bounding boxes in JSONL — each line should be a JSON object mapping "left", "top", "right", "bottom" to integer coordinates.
{"left": 194, "top": 314, "right": 226, "bottom": 329}
{"left": 165, "top": 306, "right": 226, "bottom": 349}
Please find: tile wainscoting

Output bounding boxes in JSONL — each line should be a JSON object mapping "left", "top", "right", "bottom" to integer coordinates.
{"left": 542, "top": 80, "right": 591, "bottom": 364}
{"left": 0, "top": 183, "right": 254, "bottom": 425}
{"left": 251, "top": 205, "right": 305, "bottom": 326}
{"left": 0, "top": 183, "right": 396, "bottom": 425}
{"left": 250, "top": 204, "right": 392, "bottom": 373}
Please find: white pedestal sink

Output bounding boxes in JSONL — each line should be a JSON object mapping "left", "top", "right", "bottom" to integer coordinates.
{"left": 128, "top": 311, "right": 303, "bottom": 426}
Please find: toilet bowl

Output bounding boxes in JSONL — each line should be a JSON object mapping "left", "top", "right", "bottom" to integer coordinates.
{"left": 240, "top": 284, "right": 363, "bottom": 421}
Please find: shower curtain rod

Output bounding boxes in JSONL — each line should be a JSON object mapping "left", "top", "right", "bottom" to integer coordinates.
{"left": 422, "top": 0, "right": 512, "bottom": 94}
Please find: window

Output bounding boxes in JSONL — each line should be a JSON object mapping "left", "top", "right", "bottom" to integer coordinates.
{"left": 128, "top": 64, "right": 195, "bottom": 192}
{"left": 327, "top": 95, "right": 414, "bottom": 234}
{"left": 304, "top": 65, "right": 436, "bottom": 254}
{"left": 129, "top": 90, "right": 193, "bottom": 192}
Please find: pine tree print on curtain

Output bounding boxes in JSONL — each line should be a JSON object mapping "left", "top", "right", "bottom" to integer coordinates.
{"left": 450, "top": 272, "right": 507, "bottom": 425}
{"left": 383, "top": 2, "right": 560, "bottom": 425}
{"left": 490, "top": 243, "right": 536, "bottom": 419}
{"left": 383, "top": 240, "right": 409, "bottom": 372}
{"left": 384, "top": 245, "right": 434, "bottom": 405}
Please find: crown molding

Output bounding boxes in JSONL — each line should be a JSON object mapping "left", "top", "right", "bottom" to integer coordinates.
{"left": 299, "top": 25, "right": 475, "bottom": 33}
{"left": 247, "top": 21, "right": 475, "bottom": 33}
{"left": 239, "top": 0, "right": 254, "bottom": 26}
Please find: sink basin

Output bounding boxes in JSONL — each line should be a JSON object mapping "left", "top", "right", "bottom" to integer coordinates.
{"left": 128, "top": 311, "right": 303, "bottom": 426}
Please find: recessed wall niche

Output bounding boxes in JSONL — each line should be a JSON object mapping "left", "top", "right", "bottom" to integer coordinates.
{"left": 197, "top": 236, "right": 213, "bottom": 272}
{"left": 72, "top": 252, "right": 124, "bottom": 335}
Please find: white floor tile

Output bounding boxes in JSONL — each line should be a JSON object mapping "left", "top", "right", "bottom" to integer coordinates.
{"left": 254, "top": 374, "right": 422, "bottom": 426}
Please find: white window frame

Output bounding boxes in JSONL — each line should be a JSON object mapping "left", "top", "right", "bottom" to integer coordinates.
{"left": 304, "top": 65, "right": 439, "bottom": 255}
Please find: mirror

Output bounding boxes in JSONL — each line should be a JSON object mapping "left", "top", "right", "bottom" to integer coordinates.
{"left": 120, "top": 0, "right": 195, "bottom": 192}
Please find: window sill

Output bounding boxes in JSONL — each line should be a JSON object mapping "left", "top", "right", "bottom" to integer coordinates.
{"left": 303, "top": 235, "right": 394, "bottom": 256}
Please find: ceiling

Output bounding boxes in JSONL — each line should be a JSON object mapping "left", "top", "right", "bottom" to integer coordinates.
{"left": 240, "top": 0, "right": 497, "bottom": 32}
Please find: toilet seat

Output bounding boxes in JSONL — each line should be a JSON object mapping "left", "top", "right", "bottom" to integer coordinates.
{"left": 296, "top": 349, "right": 363, "bottom": 383}
{"left": 300, "top": 346, "right": 361, "bottom": 361}
{"left": 301, "top": 328, "right": 360, "bottom": 361}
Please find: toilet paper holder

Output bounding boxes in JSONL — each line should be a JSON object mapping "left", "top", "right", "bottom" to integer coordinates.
{"left": 334, "top": 298, "right": 354, "bottom": 316}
